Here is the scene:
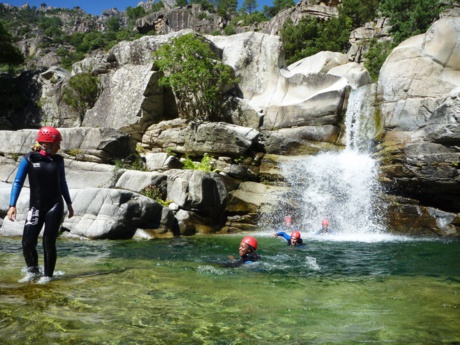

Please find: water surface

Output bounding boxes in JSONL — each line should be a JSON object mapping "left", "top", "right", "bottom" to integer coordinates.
{"left": 0, "top": 234, "right": 459, "bottom": 344}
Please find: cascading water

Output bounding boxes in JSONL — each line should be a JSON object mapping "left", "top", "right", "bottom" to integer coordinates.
{"left": 281, "top": 85, "right": 385, "bottom": 235}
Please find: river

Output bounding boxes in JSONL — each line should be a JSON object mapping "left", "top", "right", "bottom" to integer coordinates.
{"left": 0, "top": 234, "right": 459, "bottom": 344}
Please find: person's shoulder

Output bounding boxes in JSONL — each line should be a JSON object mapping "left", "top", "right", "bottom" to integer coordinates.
{"left": 52, "top": 154, "right": 65, "bottom": 163}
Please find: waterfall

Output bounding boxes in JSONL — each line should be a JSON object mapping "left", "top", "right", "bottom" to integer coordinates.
{"left": 280, "top": 85, "right": 385, "bottom": 235}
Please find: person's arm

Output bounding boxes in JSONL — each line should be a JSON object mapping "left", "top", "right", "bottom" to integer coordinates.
{"left": 278, "top": 232, "right": 290, "bottom": 241}
{"left": 7, "top": 157, "right": 29, "bottom": 221}
{"left": 59, "top": 158, "right": 74, "bottom": 218}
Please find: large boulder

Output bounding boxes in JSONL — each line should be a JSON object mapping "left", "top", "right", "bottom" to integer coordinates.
{"left": 378, "top": 87, "right": 460, "bottom": 213}
{"left": 142, "top": 119, "right": 259, "bottom": 157}
{"left": 378, "top": 17, "right": 460, "bottom": 131}
{"left": 375, "top": 17, "right": 460, "bottom": 234}
{"left": 62, "top": 188, "right": 163, "bottom": 239}
{"left": 82, "top": 65, "right": 165, "bottom": 141}
{"left": 0, "top": 182, "right": 167, "bottom": 239}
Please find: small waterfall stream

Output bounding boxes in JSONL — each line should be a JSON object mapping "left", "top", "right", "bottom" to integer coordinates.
{"left": 281, "top": 85, "right": 385, "bottom": 235}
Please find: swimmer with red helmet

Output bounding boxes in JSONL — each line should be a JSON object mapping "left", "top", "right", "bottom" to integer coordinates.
{"left": 273, "top": 215, "right": 304, "bottom": 246}
{"left": 7, "top": 126, "right": 74, "bottom": 284}
{"left": 315, "top": 219, "right": 336, "bottom": 235}
{"left": 225, "top": 236, "right": 261, "bottom": 267}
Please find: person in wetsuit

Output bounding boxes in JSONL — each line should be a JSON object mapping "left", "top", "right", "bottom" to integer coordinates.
{"left": 273, "top": 230, "right": 304, "bottom": 246}
{"left": 273, "top": 216, "right": 304, "bottom": 246}
{"left": 315, "top": 219, "right": 336, "bottom": 235}
{"left": 7, "top": 126, "right": 74, "bottom": 284}
{"left": 224, "top": 236, "right": 260, "bottom": 267}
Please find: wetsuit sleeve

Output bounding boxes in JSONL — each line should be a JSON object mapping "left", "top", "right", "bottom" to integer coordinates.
{"left": 9, "top": 156, "right": 29, "bottom": 206}
{"left": 276, "top": 231, "right": 290, "bottom": 241}
{"left": 59, "top": 159, "right": 72, "bottom": 205}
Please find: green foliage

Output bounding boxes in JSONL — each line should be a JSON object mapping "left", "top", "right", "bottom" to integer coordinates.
{"left": 183, "top": 154, "right": 216, "bottom": 172}
{"left": 176, "top": 0, "right": 188, "bottom": 6}
{"left": 364, "top": 39, "right": 392, "bottom": 81}
{"left": 62, "top": 73, "right": 100, "bottom": 117}
{"left": 224, "top": 23, "right": 236, "bottom": 35}
{"left": 68, "top": 148, "right": 82, "bottom": 157}
{"left": 151, "top": 1, "right": 165, "bottom": 12}
{"left": 380, "top": 0, "right": 445, "bottom": 45}
{"left": 338, "top": 0, "right": 379, "bottom": 28}
{"left": 114, "top": 154, "right": 146, "bottom": 171}
{"left": 166, "top": 147, "right": 177, "bottom": 156}
{"left": 38, "top": 16, "right": 63, "bottom": 38}
{"left": 106, "top": 16, "right": 120, "bottom": 32}
{"left": 0, "top": 21, "right": 24, "bottom": 69}
{"left": 153, "top": 33, "right": 239, "bottom": 121}
{"left": 191, "top": 0, "right": 214, "bottom": 11}
{"left": 217, "top": 0, "right": 238, "bottom": 20}
{"left": 140, "top": 185, "right": 168, "bottom": 205}
{"left": 231, "top": 11, "right": 268, "bottom": 26}
{"left": 234, "top": 154, "right": 252, "bottom": 165}
{"left": 241, "top": 0, "right": 258, "bottom": 14}
{"left": 126, "top": 6, "right": 147, "bottom": 21}
{"left": 281, "top": 7, "right": 353, "bottom": 65}
{"left": 262, "top": 0, "right": 295, "bottom": 18}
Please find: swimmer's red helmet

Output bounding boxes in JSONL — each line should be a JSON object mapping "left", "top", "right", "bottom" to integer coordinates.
{"left": 241, "top": 236, "right": 258, "bottom": 250}
{"left": 290, "top": 231, "right": 301, "bottom": 239}
{"left": 322, "top": 219, "right": 329, "bottom": 226}
{"left": 37, "top": 126, "right": 62, "bottom": 143}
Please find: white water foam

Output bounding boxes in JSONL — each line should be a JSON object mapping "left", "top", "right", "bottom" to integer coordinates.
{"left": 279, "top": 85, "right": 386, "bottom": 237}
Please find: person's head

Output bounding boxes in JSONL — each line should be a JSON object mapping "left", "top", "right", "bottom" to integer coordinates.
{"left": 239, "top": 236, "right": 257, "bottom": 257}
{"left": 284, "top": 216, "right": 292, "bottom": 226}
{"left": 290, "top": 231, "right": 301, "bottom": 245}
{"left": 36, "top": 126, "right": 62, "bottom": 155}
{"left": 321, "top": 219, "right": 329, "bottom": 230}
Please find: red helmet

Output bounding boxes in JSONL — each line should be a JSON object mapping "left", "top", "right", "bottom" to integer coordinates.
{"left": 290, "top": 231, "right": 301, "bottom": 239}
{"left": 241, "top": 236, "right": 257, "bottom": 250}
{"left": 322, "top": 219, "right": 329, "bottom": 226}
{"left": 37, "top": 126, "right": 62, "bottom": 143}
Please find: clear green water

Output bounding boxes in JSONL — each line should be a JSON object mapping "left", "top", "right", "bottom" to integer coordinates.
{"left": 0, "top": 234, "right": 459, "bottom": 344}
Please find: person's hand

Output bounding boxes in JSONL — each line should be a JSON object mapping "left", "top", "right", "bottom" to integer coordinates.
{"left": 273, "top": 233, "right": 278, "bottom": 237}
{"left": 67, "top": 204, "right": 74, "bottom": 219}
{"left": 228, "top": 255, "right": 235, "bottom": 260}
{"left": 7, "top": 206, "right": 16, "bottom": 221}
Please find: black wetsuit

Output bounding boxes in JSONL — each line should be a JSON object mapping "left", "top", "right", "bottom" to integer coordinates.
{"left": 9, "top": 152, "right": 71, "bottom": 277}
{"left": 223, "top": 251, "right": 261, "bottom": 267}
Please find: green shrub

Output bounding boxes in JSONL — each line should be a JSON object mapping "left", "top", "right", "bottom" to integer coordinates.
{"left": 153, "top": 33, "right": 239, "bottom": 121}
{"left": 183, "top": 154, "right": 216, "bottom": 172}
{"left": 62, "top": 73, "right": 100, "bottom": 117}
{"left": 114, "top": 154, "right": 146, "bottom": 171}
{"left": 364, "top": 39, "right": 392, "bottom": 82}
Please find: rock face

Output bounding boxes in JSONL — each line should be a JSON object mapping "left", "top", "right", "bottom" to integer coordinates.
{"left": 2, "top": 14, "right": 460, "bottom": 238}
{"left": 376, "top": 17, "right": 460, "bottom": 236}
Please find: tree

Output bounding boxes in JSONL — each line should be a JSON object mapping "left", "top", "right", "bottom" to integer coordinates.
{"left": 380, "top": 0, "right": 444, "bottom": 45}
{"left": 106, "top": 16, "right": 120, "bottom": 32}
{"left": 126, "top": 6, "right": 146, "bottom": 21}
{"left": 338, "top": 0, "right": 379, "bottom": 28}
{"left": 273, "top": 0, "right": 295, "bottom": 12}
{"left": 62, "top": 73, "right": 100, "bottom": 120}
{"left": 153, "top": 33, "right": 239, "bottom": 121}
{"left": 241, "top": 0, "right": 258, "bottom": 14}
{"left": 0, "top": 22, "right": 24, "bottom": 68}
{"left": 364, "top": 39, "right": 392, "bottom": 81}
{"left": 217, "top": 0, "right": 237, "bottom": 20}
{"left": 176, "top": 0, "right": 188, "bottom": 6}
